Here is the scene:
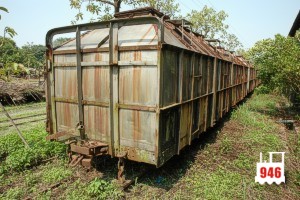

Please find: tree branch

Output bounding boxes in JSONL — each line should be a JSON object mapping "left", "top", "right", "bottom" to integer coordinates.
{"left": 94, "top": 0, "right": 115, "bottom": 7}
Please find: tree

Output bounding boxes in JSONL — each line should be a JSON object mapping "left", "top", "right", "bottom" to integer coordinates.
{"left": 139, "top": 0, "right": 179, "bottom": 18}
{"left": 0, "top": 6, "right": 17, "bottom": 46}
{"left": 246, "top": 34, "right": 300, "bottom": 101}
{"left": 0, "top": 37, "right": 22, "bottom": 65}
{"left": 53, "top": 37, "right": 72, "bottom": 48}
{"left": 186, "top": 6, "right": 242, "bottom": 51}
{"left": 69, "top": 0, "right": 179, "bottom": 23}
{"left": 19, "top": 43, "right": 46, "bottom": 68}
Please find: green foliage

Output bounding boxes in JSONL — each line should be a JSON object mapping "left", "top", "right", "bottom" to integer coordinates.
{"left": 254, "top": 85, "right": 272, "bottom": 94}
{"left": 219, "top": 137, "right": 233, "bottom": 154}
{"left": 64, "top": 178, "right": 122, "bottom": 200}
{"left": 19, "top": 43, "right": 46, "bottom": 68}
{"left": 87, "top": 178, "right": 123, "bottom": 200}
{"left": 186, "top": 6, "right": 242, "bottom": 51}
{"left": 0, "top": 187, "right": 24, "bottom": 200}
{"left": 0, "top": 37, "right": 45, "bottom": 80}
{"left": 42, "top": 165, "right": 72, "bottom": 184}
{"left": 138, "top": 0, "right": 180, "bottom": 18}
{"left": 0, "top": 123, "right": 66, "bottom": 175}
{"left": 187, "top": 168, "right": 244, "bottom": 200}
{"left": 65, "top": 179, "right": 89, "bottom": 200}
{"left": 53, "top": 37, "right": 72, "bottom": 48}
{"left": 0, "top": 6, "right": 17, "bottom": 41}
{"left": 69, "top": 0, "right": 180, "bottom": 23}
{"left": 246, "top": 34, "right": 300, "bottom": 100}
{"left": 3, "top": 27, "right": 17, "bottom": 38}
{"left": 0, "top": 37, "right": 22, "bottom": 64}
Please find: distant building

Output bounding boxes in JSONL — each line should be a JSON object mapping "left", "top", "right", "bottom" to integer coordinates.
{"left": 289, "top": 10, "right": 300, "bottom": 37}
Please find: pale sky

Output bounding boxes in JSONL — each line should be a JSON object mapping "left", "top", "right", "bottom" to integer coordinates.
{"left": 0, "top": 0, "right": 299, "bottom": 49}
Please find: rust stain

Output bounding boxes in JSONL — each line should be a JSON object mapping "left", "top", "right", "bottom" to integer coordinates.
{"left": 132, "top": 67, "right": 141, "bottom": 102}
{"left": 94, "top": 68, "right": 100, "bottom": 100}
{"left": 132, "top": 110, "right": 141, "bottom": 143}
{"left": 139, "top": 25, "right": 154, "bottom": 44}
{"left": 133, "top": 51, "right": 142, "bottom": 61}
{"left": 95, "top": 53, "right": 102, "bottom": 61}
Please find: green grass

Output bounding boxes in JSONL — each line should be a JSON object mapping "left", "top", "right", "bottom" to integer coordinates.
{"left": 0, "top": 122, "right": 66, "bottom": 174}
{"left": 42, "top": 165, "right": 73, "bottom": 184}
{"left": 127, "top": 93, "right": 298, "bottom": 200}
{"left": 1, "top": 95, "right": 299, "bottom": 199}
{"left": 186, "top": 168, "right": 245, "bottom": 200}
{"left": 166, "top": 94, "right": 298, "bottom": 199}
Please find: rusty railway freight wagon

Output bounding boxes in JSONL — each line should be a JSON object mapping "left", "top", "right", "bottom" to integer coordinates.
{"left": 45, "top": 8, "right": 258, "bottom": 171}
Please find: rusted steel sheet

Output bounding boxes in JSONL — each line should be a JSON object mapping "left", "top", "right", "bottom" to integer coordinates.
{"left": 84, "top": 105, "right": 110, "bottom": 142}
{"left": 118, "top": 24, "right": 158, "bottom": 46}
{"left": 55, "top": 102, "right": 79, "bottom": 134}
{"left": 119, "top": 65, "right": 158, "bottom": 106}
{"left": 179, "top": 103, "right": 191, "bottom": 150}
{"left": 56, "top": 28, "right": 109, "bottom": 50}
{"left": 46, "top": 7, "right": 258, "bottom": 168}
{"left": 54, "top": 67, "right": 77, "bottom": 100}
{"left": 119, "top": 109, "right": 156, "bottom": 152}
{"left": 82, "top": 66, "right": 110, "bottom": 102}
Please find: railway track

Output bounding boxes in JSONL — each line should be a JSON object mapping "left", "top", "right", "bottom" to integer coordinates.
{"left": 0, "top": 112, "right": 46, "bottom": 128}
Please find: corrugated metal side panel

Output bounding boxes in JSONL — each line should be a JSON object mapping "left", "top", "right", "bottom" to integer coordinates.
{"left": 199, "top": 97, "right": 207, "bottom": 132}
{"left": 82, "top": 66, "right": 109, "bottom": 102}
{"left": 119, "top": 50, "right": 157, "bottom": 62}
{"left": 182, "top": 53, "right": 192, "bottom": 101}
{"left": 54, "top": 67, "right": 78, "bottom": 99}
{"left": 119, "top": 110, "right": 156, "bottom": 152}
{"left": 179, "top": 103, "right": 191, "bottom": 150}
{"left": 54, "top": 54, "right": 77, "bottom": 66}
{"left": 118, "top": 49, "right": 158, "bottom": 164}
{"left": 193, "top": 56, "right": 201, "bottom": 98}
{"left": 162, "top": 50, "right": 179, "bottom": 107}
{"left": 83, "top": 52, "right": 109, "bottom": 62}
{"left": 56, "top": 102, "right": 79, "bottom": 134}
{"left": 118, "top": 24, "right": 158, "bottom": 46}
{"left": 82, "top": 51, "right": 110, "bottom": 141}
{"left": 119, "top": 50, "right": 158, "bottom": 106}
{"left": 119, "top": 66, "right": 157, "bottom": 105}
{"left": 84, "top": 105, "right": 110, "bottom": 142}
{"left": 55, "top": 28, "right": 109, "bottom": 51}
{"left": 164, "top": 27, "right": 187, "bottom": 49}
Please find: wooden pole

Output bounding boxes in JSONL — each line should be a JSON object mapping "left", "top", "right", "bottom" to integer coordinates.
{"left": 0, "top": 102, "right": 30, "bottom": 148}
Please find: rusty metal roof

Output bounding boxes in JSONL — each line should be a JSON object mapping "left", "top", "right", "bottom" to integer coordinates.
{"left": 114, "top": 7, "right": 168, "bottom": 19}
{"left": 54, "top": 7, "right": 250, "bottom": 66}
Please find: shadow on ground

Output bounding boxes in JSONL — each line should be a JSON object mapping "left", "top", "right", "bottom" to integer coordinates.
{"left": 91, "top": 94, "right": 253, "bottom": 191}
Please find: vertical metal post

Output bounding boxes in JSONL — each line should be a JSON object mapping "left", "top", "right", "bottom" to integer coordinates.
{"left": 109, "top": 22, "right": 119, "bottom": 156}
{"left": 211, "top": 57, "right": 218, "bottom": 127}
{"left": 247, "top": 66, "right": 250, "bottom": 93}
{"left": 48, "top": 47, "right": 57, "bottom": 134}
{"left": 156, "top": 19, "right": 163, "bottom": 164}
{"left": 76, "top": 27, "right": 85, "bottom": 140}
{"left": 177, "top": 50, "right": 184, "bottom": 154}
{"left": 178, "top": 50, "right": 184, "bottom": 103}
{"left": 189, "top": 53, "right": 195, "bottom": 145}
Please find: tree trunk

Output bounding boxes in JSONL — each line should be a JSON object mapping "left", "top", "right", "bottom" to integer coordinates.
{"left": 114, "top": 0, "right": 121, "bottom": 13}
